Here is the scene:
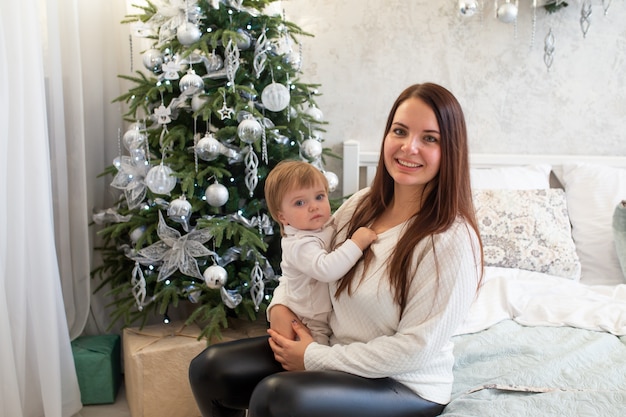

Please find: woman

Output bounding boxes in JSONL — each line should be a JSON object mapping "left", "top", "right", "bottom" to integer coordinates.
{"left": 189, "top": 82, "right": 483, "bottom": 417}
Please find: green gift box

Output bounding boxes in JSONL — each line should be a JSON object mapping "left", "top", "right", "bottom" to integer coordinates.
{"left": 71, "top": 334, "right": 121, "bottom": 405}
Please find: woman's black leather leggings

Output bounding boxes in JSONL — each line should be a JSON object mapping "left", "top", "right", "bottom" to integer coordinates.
{"left": 188, "top": 335, "right": 445, "bottom": 417}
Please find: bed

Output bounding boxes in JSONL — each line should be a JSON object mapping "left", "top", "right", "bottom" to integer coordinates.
{"left": 342, "top": 140, "right": 626, "bottom": 416}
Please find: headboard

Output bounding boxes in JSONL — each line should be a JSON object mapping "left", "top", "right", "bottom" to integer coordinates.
{"left": 342, "top": 139, "right": 626, "bottom": 195}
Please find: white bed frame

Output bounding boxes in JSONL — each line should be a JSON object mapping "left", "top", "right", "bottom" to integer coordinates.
{"left": 342, "top": 139, "right": 626, "bottom": 195}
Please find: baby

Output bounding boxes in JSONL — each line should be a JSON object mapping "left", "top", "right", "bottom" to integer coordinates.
{"left": 264, "top": 160, "right": 377, "bottom": 343}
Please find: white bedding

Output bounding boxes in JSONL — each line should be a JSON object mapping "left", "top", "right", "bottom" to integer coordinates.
{"left": 444, "top": 267, "right": 626, "bottom": 416}
{"left": 456, "top": 267, "right": 626, "bottom": 336}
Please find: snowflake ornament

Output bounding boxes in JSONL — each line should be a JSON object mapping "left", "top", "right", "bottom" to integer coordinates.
{"left": 110, "top": 150, "right": 151, "bottom": 209}
{"left": 133, "top": 211, "right": 214, "bottom": 281}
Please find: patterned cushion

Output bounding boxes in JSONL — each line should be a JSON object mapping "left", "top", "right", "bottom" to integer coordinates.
{"left": 474, "top": 189, "right": 581, "bottom": 279}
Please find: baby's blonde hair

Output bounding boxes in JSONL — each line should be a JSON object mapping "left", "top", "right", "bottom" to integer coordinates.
{"left": 264, "top": 160, "right": 329, "bottom": 235}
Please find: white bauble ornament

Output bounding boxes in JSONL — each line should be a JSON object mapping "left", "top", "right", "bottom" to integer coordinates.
{"left": 142, "top": 49, "right": 164, "bottom": 72}
{"left": 179, "top": 70, "right": 204, "bottom": 96}
{"left": 305, "top": 106, "right": 324, "bottom": 122}
{"left": 458, "top": 0, "right": 478, "bottom": 16}
{"left": 237, "top": 118, "right": 263, "bottom": 144}
{"left": 145, "top": 164, "right": 177, "bottom": 195}
{"left": 261, "top": 82, "right": 290, "bottom": 112}
{"left": 191, "top": 94, "right": 209, "bottom": 112}
{"left": 177, "top": 23, "right": 202, "bottom": 45}
{"left": 123, "top": 127, "right": 147, "bottom": 151}
{"left": 205, "top": 182, "right": 229, "bottom": 207}
{"left": 324, "top": 171, "right": 339, "bottom": 193}
{"left": 130, "top": 225, "right": 147, "bottom": 243}
{"left": 204, "top": 265, "right": 228, "bottom": 289}
{"left": 300, "top": 138, "right": 323, "bottom": 160}
{"left": 167, "top": 195, "right": 192, "bottom": 222}
{"left": 496, "top": 2, "right": 518, "bottom": 23}
{"left": 196, "top": 135, "right": 222, "bottom": 161}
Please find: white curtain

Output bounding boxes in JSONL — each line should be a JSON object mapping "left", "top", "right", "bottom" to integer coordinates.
{"left": 0, "top": 0, "right": 127, "bottom": 415}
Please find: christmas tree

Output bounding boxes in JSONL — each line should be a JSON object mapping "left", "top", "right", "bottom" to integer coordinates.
{"left": 92, "top": 0, "right": 339, "bottom": 340}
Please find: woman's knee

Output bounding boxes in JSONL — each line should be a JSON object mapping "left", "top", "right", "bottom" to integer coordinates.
{"left": 189, "top": 344, "right": 225, "bottom": 393}
{"left": 248, "top": 373, "right": 299, "bottom": 417}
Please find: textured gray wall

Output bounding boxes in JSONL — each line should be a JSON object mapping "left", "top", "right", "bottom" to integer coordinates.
{"left": 281, "top": 1, "right": 626, "bottom": 162}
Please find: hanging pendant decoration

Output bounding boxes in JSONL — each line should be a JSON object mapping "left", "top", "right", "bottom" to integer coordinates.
{"left": 218, "top": 90, "right": 235, "bottom": 120}
{"left": 249, "top": 261, "right": 265, "bottom": 312}
{"left": 244, "top": 147, "right": 259, "bottom": 197}
{"left": 544, "top": 28, "right": 556, "bottom": 71}
{"left": 131, "top": 262, "right": 147, "bottom": 311}
{"left": 225, "top": 39, "right": 240, "bottom": 87}
{"left": 253, "top": 29, "right": 269, "bottom": 78}
{"left": 580, "top": 1, "right": 592, "bottom": 38}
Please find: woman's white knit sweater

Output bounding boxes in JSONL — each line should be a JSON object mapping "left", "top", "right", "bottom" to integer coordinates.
{"left": 270, "top": 188, "right": 481, "bottom": 404}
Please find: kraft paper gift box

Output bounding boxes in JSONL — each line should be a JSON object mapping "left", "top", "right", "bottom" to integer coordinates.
{"left": 123, "top": 319, "right": 267, "bottom": 417}
{"left": 71, "top": 334, "right": 121, "bottom": 405}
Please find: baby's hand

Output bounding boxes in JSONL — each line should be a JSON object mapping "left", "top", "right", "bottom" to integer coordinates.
{"left": 351, "top": 227, "right": 377, "bottom": 251}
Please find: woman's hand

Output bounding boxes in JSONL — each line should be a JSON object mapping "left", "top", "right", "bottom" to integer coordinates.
{"left": 267, "top": 320, "right": 314, "bottom": 371}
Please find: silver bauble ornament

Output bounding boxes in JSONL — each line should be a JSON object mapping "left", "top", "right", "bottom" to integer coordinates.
{"left": 142, "top": 49, "right": 164, "bottom": 72}
{"left": 305, "top": 106, "right": 324, "bottom": 122}
{"left": 207, "top": 53, "right": 224, "bottom": 72}
{"left": 324, "top": 171, "right": 339, "bottom": 193}
{"left": 204, "top": 265, "right": 228, "bottom": 289}
{"left": 167, "top": 195, "right": 192, "bottom": 223}
{"left": 177, "top": 23, "right": 202, "bottom": 45}
{"left": 179, "top": 70, "right": 204, "bottom": 96}
{"left": 123, "top": 127, "right": 147, "bottom": 151}
{"left": 496, "top": 2, "right": 518, "bottom": 23}
{"left": 205, "top": 182, "right": 229, "bottom": 207}
{"left": 196, "top": 135, "right": 222, "bottom": 161}
{"left": 145, "top": 164, "right": 177, "bottom": 195}
{"left": 237, "top": 118, "right": 263, "bottom": 144}
{"left": 261, "top": 82, "right": 290, "bottom": 112}
{"left": 300, "top": 138, "right": 323, "bottom": 160}
{"left": 458, "top": 0, "right": 478, "bottom": 17}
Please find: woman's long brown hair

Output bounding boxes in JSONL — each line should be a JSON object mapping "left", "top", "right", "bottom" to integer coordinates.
{"left": 334, "top": 83, "right": 483, "bottom": 314}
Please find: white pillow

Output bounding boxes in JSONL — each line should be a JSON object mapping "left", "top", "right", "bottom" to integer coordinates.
{"left": 471, "top": 164, "right": 551, "bottom": 190}
{"left": 557, "top": 164, "right": 626, "bottom": 286}
{"left": 474, "top": 189, "right": 581, "bottom": 280}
